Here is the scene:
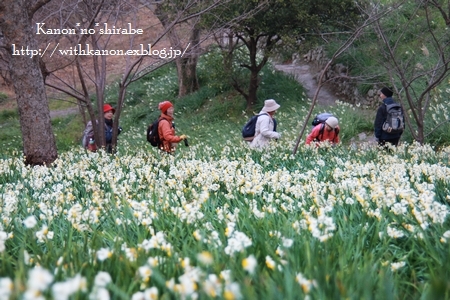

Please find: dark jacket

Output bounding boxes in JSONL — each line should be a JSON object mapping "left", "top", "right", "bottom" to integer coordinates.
{"left": 374, "top": 97, "right": 403, "bottom": 140}
{"left": 105, "top": 119, "right": 114, "bottom": 144}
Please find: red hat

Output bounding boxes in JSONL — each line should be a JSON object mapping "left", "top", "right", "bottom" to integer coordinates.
{"left": 103, "top": 104, "right": 115, "bottom": 113}
{"left": 158, "top": 101, "right": 173, "bottom": 113}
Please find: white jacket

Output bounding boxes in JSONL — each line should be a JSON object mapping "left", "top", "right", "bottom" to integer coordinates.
{"left": 249, "top": 111, "right": 281, "bottom": 149}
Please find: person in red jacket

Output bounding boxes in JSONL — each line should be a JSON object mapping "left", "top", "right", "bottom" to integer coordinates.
{"left": 157, "top": 101, "right": 186, "bottom": 153}
{"left": 305, "top": 116, "right": 340, "bottom": 146}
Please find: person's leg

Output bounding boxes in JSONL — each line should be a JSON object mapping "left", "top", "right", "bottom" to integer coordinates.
{"left": 386, "top": 137, "right": 400, "bottom": 146}
{"left": 378, "top": 140, "right": 386, "bottom": 147}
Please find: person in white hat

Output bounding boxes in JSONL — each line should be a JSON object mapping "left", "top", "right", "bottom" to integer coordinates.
{"left": 305, "top": 116, "right": 340, "bottom": 146}
{"left": 249, "top": 99, "right": 281, "bottom": 149}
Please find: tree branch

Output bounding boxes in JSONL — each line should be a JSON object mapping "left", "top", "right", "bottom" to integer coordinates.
{"left": 30, "top": 0, "right": 53, "bottom": 16}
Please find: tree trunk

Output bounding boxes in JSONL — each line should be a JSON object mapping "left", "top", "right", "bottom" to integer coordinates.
{"left": 246, "top": 69, "right": 259, "bottom": 110}
{"left": 245, "top": 35, "right": 266, "bottom": 110}
{"left": 176, "top": 27, "right": 200, "bottom": 97}
{"left": 0, "top": 0, "right": 57, "bottom": 166}
{"left": 154, "top": 4, "right": 201, "bottom": 98}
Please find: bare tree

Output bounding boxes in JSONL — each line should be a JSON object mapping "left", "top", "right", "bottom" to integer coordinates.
{"left": 0, "top": 0, "right": 57, "bottom": 166}
{"left": 151, "top": 2, "right": 200, "bottom": 98}
{"left": 40, "top": 0, "right": 233, "bottom": 151}
{"left": 38, "top": 0, "right": 171, "bottom": 151}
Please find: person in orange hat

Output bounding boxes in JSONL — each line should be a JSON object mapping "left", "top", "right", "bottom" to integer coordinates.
{"left": 82, "top": 103, "right": 122, "bottom": 153}
{"left": 102, "top": 104, "right": 122, "bottom": 152}
{"left": 157, "top": 101, "right": 186, "bottom": 153}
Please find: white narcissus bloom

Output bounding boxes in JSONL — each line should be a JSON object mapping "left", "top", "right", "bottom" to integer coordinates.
{"left": 89, "top": 287, "right": 110, "bottom": 300}
{"left": 52, "top": 278, "right": 83, "bottom": 300}
{"left": 203, "top": 274, "right": 221, "bottom": 298}
{"left": 96, "top": 248, "right": 113, "bottom": 262}
{"left": 345, "top": 197, "right": 355, "bottom": 205}
{"left": 23, "top": 216, "right": 37, "bottom": 229}
{"left": 0, "top": 231, "right": 8, "bottom": 242}
{"left": 165, "top": 278, "right": 175, "bottom": 291}
{"left": 223, "top": 282, "right": 242, "bottom": 300}
{"left": 23, "top": 250, "right": 32, "bottom": 265}
{"left": 0, "top": 277, "right": 13, "bottom": 299}
{"left": 265, "top": 256, "right": 276, "bottom": 270}
{"left": 138, "top": 265, "right": 152, "bottom": 282}
{"left": 387, "top": 226, "right": 406, "bottom": 239}
{"left": 197, "top": 251, "right": 213, "bottom": 265}
{"left": 36, "top": 225, "right": 54, "bottom": 243}
{"left": 441, "top": 230, "right": 450, "bottom": 243}
{"left": 220, "top": 270, "right": 231, "bottom": 284}
{"left": 94, "top": 272, "right": 112, "bottom": 288}
{"left": 391, "top": 261, "right": 406, "bottom": 272}
{"left": 224, "top": 231, "right": 252, "bottom": 255}
{"left": 131, "top": 291, "right": 145, "bottom": 300}
{"left": 143, "top": 287, "right": 158, "bottom": 300}
{"left": 193, "top": 230, "right": 202, "bottom": 241}
{"left": 295, "top": 273, "right": 317, "bottom": 294}
{"left": 0, "top": 231, "right": 8, "bottom": 253}
{"left": 27, "top": 266, "right": 54, "bottom": 292}
{"left": 281, "top": 237, "right": 293, "bottom": 248}
{"left": 147, "top": 257, "right": 160, "bottom": 267}
{"left": 242, "top": 255, "right": 257, "bottom": 274}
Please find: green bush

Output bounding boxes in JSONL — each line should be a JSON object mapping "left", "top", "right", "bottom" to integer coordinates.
{"left": 0, "top": 92, "right": 8, "bottom": 104}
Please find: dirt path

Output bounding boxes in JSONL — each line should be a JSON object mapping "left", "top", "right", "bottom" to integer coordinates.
{"left": 274, "top": 63, "right": 337, "bottom": 106}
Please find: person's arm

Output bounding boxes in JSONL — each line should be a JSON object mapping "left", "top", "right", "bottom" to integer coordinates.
{"left": 159, "top": 119, "right": 182, "bottom": 143}
{"left": 83, "top": 121, "right": 94, "bottom": 147}
{"left": 305, "top": 125, "right": 320, "bottom": 145}
{"left": 334, "top": 127, "right": 340, "bottom": 144}
{"left": 259, "top": 115, "right": 281, "bottom": 139}
{"left": 374, "top": 106, "right": 385, "bottom": 140}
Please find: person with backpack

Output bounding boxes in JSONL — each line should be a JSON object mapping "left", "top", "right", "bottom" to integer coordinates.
{"left": 306, "top": 116, "right": 340, "bottom": 146}
{"left": 248, "top": 99, "right": 281, "bottom": 149}
{"left": 374, "top": 87, "right": 404, "bottom": 147}
{"left": 157, "top": 101, "right": 186, "bottom": 153}
{"left": 82, "top": 104, "right": 122, "bottom": 153}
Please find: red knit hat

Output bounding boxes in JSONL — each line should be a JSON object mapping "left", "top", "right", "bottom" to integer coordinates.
{"left": 103, "top": 104, "right": 115, "bottom": 113}
{"left": 158, "top": 101, "right": 173, "bottom": 113}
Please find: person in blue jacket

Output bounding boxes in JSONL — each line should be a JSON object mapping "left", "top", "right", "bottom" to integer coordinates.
{"left": 374, "top": 87, "right": 403, "bottom": 147}
{"left": 82, "top": 104, "right": 122, "bottom": 153}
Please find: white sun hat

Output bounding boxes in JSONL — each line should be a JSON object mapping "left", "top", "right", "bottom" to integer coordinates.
{"left": 262, "top": 99, "right": 280, "bottom": 112}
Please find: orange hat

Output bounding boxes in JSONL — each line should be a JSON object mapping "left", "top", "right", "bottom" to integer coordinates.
{"left": 103, "top": 104, "right": 115, "bottom": 113}
{"left": 158, "top": 101, "right": 173, "bottom": 113}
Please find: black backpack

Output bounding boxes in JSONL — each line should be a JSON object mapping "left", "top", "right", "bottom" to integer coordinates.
{"left": 146, "top": 119, "right": 162, "bottom": 147}
{"left": 382, "top": 103, "right": 404, "bottom": 134}
{"left": 242, "top": 113, "right": 277, "bottom": 142}
{"left": 312, "top": 112, "right": 335, "bottom": 127}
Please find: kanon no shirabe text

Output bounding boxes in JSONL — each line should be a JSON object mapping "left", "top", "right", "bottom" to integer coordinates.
{"left": 35, "top": 22, "right": 143, "bottom": 35}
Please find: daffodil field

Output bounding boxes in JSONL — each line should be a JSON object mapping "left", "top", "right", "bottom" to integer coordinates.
{"left": 1, "top": 132, "right": 450, "bottom": 299}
